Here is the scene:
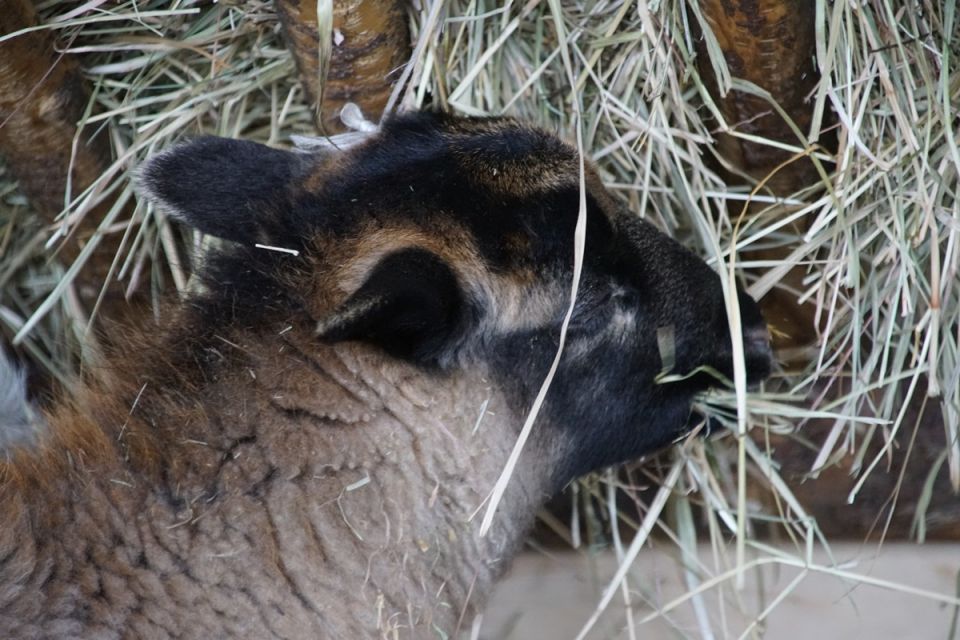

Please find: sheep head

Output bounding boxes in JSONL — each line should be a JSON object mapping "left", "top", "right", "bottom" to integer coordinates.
{"left": 139, "top": 111, "right": 771, "bottom": 489}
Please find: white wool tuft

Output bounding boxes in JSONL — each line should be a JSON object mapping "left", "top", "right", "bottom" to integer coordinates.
{"left": 0, "top": 350, "right": 41, "bottom": 451}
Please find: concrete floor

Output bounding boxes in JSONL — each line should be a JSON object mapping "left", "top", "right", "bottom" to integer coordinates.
{"left": 478, "top": 544, "right": 960, "bottom": 639}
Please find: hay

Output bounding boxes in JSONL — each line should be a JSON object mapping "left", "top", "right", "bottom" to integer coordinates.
{"left": 1, "top": 0, "right": 958, "bottom": 637}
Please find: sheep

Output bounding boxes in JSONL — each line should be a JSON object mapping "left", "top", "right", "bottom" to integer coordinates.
{"left": 0, "top": 111, "right": 772, "bottom": 638}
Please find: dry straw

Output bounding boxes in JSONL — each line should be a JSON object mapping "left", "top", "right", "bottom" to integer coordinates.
{"left": 1, "top": 0, "right": 958, "bottom": 637}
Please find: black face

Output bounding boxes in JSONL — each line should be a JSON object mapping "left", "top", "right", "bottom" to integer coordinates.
{"left": 138, "top": 110, "right": 772, "bottom": 489}
{"left": 483, "top": 201, "right": 772, "bottom": 483}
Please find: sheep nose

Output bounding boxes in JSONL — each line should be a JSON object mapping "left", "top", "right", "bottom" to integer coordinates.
{"left": 742, "top": 324, "right": 773, "bottom": 383}
{"left": 731, "top": 286, "right": 773, "bottom": 383}
{"left": 743, "top": 324, "right": 771, "bottom": 354}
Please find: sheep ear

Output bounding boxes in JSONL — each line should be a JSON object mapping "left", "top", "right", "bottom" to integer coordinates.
{"left": 137, "top": 137, "right": 305, "bottom": 245}
{"left": 317, "top": 249, "right": 466, "bottom": 364}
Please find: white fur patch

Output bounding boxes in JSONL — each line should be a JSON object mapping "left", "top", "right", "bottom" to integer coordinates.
{"left": 132, "top": 141, "right": 195, "bottom": 224}
{"left": 291, "top": 102, "right": 380, "bottom": 152}
{"left": 315, "top": 295, "right": 383, "bottom": 337}
{"left": 290, "top": 131, "right": 375, "bottom": 153}
{"left": 609, "top": 306, "right": 637, "bottom": 341}
{"left": 0, "top": 350, "right": 42, "bottom": 451}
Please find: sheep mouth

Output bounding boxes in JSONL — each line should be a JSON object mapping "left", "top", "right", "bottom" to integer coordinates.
{"left": 654, "top": 328, "right": 773, "bottom": 391}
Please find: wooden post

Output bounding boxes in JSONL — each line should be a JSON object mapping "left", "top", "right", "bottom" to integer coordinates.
{"left": 696, "top": 0, "right": 827, "bottom": 351}
{"left": 0, "top": 0, "right": 111, "bottom": 233}
{"left": 698, "top": 2, "right": 957, "bottom": 541}
{"left": 275, "top": 0, "right": 410, "bottom": 132}
{"left": 0, "top": 0, "right": 144, "bottom": 358}
{"left": 698, "top": 0, "right": 821, "bottom": 191}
